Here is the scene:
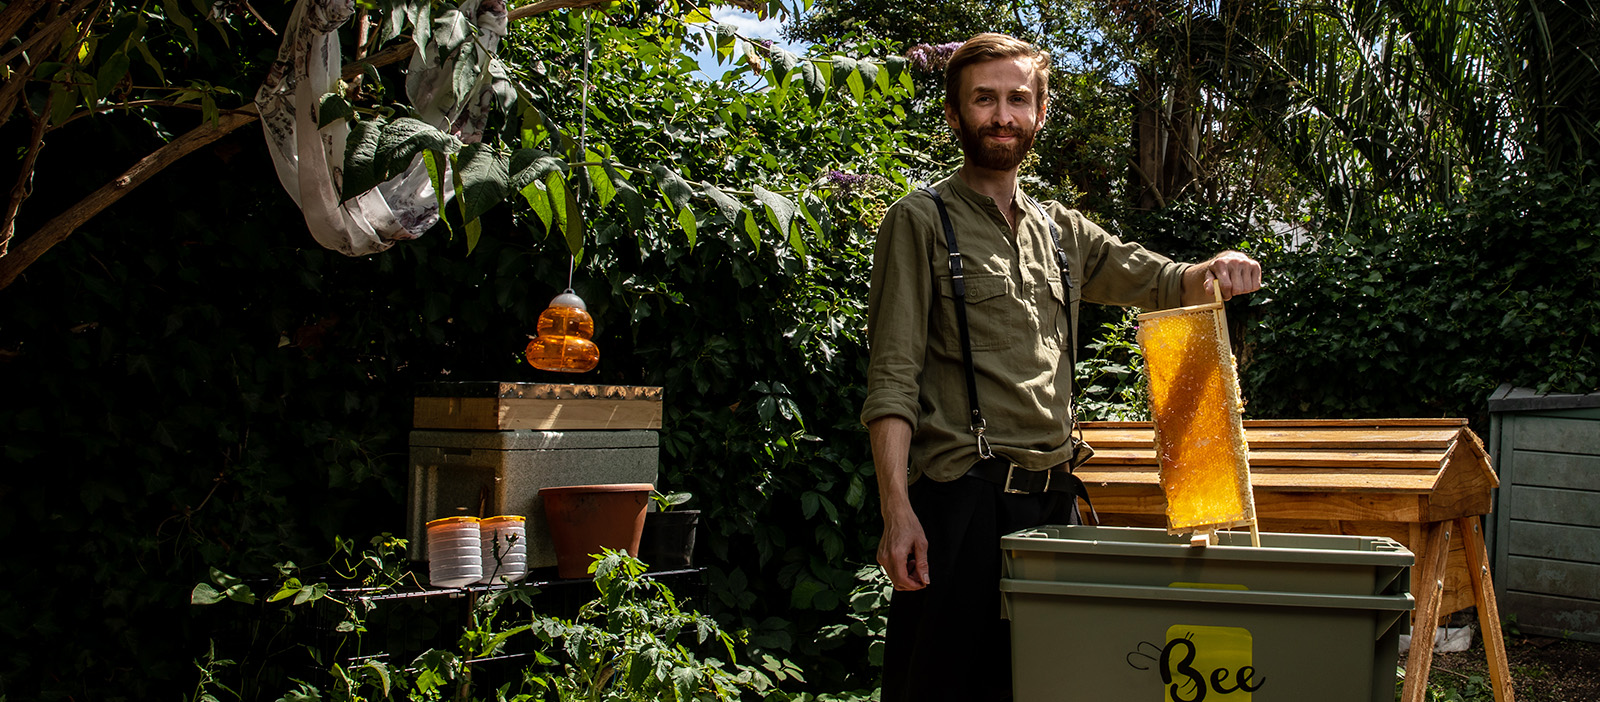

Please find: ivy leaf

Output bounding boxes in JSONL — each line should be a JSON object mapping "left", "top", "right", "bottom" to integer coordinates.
{"left": 341, "top": 116, "right": 385, "bottom": 199}
{"left": 702, "top": 183, "right": 744, "bottom": 224}
{"left": 800, "top": 61, "right": 827, "bottom": 108}
{"left": 509, "top": 148, "right": 564, "bottom": 191}
{"left": 753, "top": 185, "right": 796, "bottom": 237}
{"left": 456, "top": 142, "right": 511, "bottom": 224}
{"left": 649, "top": 163, "right": 693, "bottom": 213}
{"left": 740, "top": 209, "right": 761, "bottom": 249}
{"left": 317, "top": 92, "right": 353, "bottom": 128}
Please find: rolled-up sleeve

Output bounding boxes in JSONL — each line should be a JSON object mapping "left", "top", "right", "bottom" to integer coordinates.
{"left": 1071, "top": 212, "right": 1192, "bottom": 311}
{"left": 860, "top": 198, "right": 933, "bottom": 428}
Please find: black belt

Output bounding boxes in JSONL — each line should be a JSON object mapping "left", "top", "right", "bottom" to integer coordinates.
{"left": 964, "top": 457, "right": 1100, "bottom": 524}
{"left": 965, "top": 457, "right": 1080, "bottom": 496}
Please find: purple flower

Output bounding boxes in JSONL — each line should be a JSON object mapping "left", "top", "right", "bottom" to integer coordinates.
{"left": 905, "top": 41, "right": 963, "bottom": 72}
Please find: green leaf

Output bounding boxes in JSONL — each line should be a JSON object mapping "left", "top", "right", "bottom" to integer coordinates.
{"left": 771, "top": 48, "right": 799, "bottom": 83}
{"left": 799, "top": 193, "right": 824, "bottom": 237}
{"left": 377, "top": 118, "right": 461, "bottom": 182}
{"left": 509, "top": 148, "right": 564, "bottom": 191}
{"left": 563, "top": 180, "right": 584, "bottom": 259}
{"left": 546, "top": 171, "right": 570, "bottom": 240}
{"left": 293, "top": 582, "right": 329, "bottom": 606}
{"left": 341, "top": 116, "right": 386, "bottom": 199}
{"left": 649, "top": 163, "right": 693, "bottom": 212}
{"left": 520, "top": 181, "right": 553, "bottom": 234}
{"left": 858, "top": 59, "right": 880, "bottom": 93}
{"left": 588, "top": 154, "right": 616, "bottom": 208}
{"left": 363, "top": 660, "right": 391, "bottom": 698}
{"left": 455, "top": 142, "right": 511, "bottom": 223}
{"left": 676, "top": 207, "right": 698, "bottom": 248}
{"left": 162, "top": 0, "right": 200, "bottom": 48}
{"left": 753, "top": 185, "right": 796, "bottom": 237}
{"left": 423, "top": 150, "right": 452, "bottom": 235}
{"left": 886, "top": 55, "right": 908, "bottom": 84}
{"left": 607, "top": 162, "right": 645, "bottom": 228}
{"left": 131, "top": 39, "right": 165, "bottom": 85}
{"left": 702, "top": 183, "right": 743, "bottom": 224}
{"left": 95, "top": 53, "right": 130, "bottom": 98}
{"left": 465, "top": 217, "right": 482, "bottom": 254}
{"left": 433, "top": 8, "right": 473, "bottom": 58}
{"left": 801, "top": 61, "right": 827, "bottom": 108}
{"left": 191, "top": 582, "right": 225, "bottom": 605}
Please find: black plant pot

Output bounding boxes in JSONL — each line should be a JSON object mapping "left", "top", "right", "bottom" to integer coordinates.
{"left": 640, "top": 510, "right": 700, "bottom": 569}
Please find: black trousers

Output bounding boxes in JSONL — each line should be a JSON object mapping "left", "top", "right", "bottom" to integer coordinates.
{"left": 880, "top": 473, "right": 1081, "bottom": 702}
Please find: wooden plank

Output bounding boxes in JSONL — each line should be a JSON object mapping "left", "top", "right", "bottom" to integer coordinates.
{"left": 1082, "top": 483, "right": 1429, "bottom": 522}
{"left": 1077, "top": 466, "right": 1439, "bottom": 492}
{"left": 1511, "top": 416, "right": 1600, "bottom": 455}
{"left": 1088, "top": 447, "right": 1442, "bottom": 469}
{"left": 414, "top": 396, "right": 663, "bottom": 431}
{"left": 1426, "top": 444, "right": 1499, "bottom": 521}
{"left": 1078, "top": 425, "right": 1459, "bottom": 450}
{"left": 1512, "top": 450, "right": 1600, "bottom": 491}
{"left": 1500, "top": 591, "right": 1600, "bottom": 643}
{"left": 1505, "top": 486, "right": 1600, "bottom": 528}
{"left": 1505, "top": 556, "right": 1600, "bottom": 601}
{"left": 1506, "top": 521, "right": 1600, "bottom": 563}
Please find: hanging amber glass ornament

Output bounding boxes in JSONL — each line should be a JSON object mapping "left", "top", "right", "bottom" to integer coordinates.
{"left": 525, "top": 289, "right": 599, "bottom": 372}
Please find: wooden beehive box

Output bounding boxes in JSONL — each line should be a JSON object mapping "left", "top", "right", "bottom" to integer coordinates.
{"left": 413, "top": 382, "right": 663, "bottom": 431}
{"left": 1075, "top": 418, "right": 1498, "bottom": 621}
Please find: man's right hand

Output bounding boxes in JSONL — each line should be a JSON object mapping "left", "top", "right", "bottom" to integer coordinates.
{"left": 878, "top": 507, "right": 931, "bottom": 590}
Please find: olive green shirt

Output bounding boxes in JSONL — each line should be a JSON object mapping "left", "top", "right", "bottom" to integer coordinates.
{"left": 860, "top": 173, "right": 1192, "bottom": 483}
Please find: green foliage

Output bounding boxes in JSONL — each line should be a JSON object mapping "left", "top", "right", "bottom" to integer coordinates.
{"left": 1243, "top": 165, "right": 1600, "bottom": 422}
{"left": 529, "top": 550, "right": 760, "bottom": 701}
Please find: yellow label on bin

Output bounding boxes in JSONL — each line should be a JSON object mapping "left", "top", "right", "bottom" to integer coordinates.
{"left": 1156, "top": 625, "right": 1262, "bottom": 701}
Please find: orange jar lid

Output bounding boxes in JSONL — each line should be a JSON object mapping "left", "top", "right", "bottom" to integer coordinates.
{"left": 481, "top": 515, "right": 526, "bottom": 526}
{"left": 426, "top": 516, "right": 481, "bottom": 528}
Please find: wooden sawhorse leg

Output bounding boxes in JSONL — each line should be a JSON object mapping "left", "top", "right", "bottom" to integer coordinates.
{"left": 1402, "top": 521, "right": 1451, "bottom": 702}
{"left": 1460, "top": 516, "right": 1515, "bottom": 702}
{"left": 1400, "top": 519, "right": 1516, "bottom": 702}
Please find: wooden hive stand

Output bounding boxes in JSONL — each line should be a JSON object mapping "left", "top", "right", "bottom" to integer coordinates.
{"left": 1074, "top": 418, "right": 1514, "bottom": 702}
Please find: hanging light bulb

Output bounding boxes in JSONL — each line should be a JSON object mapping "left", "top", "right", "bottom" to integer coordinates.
{"left": 525, "top": 289, "right": 599, "bottom": 373}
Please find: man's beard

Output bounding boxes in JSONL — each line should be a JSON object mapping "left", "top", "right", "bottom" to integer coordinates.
{"left": 956, "top": 119, "right": 1035, "bottom": 171}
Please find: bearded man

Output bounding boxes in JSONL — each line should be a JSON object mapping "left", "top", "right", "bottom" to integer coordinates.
{"left": 860, "top": 33, "right": 1263, "bottom": 701}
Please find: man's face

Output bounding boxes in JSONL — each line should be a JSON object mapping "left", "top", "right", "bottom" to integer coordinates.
{"left": 945, "top": 57, "right": 1047, "bottom": 172}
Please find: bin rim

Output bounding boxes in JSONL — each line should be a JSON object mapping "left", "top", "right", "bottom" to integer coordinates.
{"left": 1002, "top": 526, "right": 1414, "bottom": 567}
{"left": 999, "top": 578, "right": 1416, "bottom": 612}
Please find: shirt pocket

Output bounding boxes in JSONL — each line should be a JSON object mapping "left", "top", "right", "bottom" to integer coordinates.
{"left": 1047, "top": 275, "right": 1080, "bottom": 347}
{"left": 936, "top": 273, "right": 1020, "bottom": 353}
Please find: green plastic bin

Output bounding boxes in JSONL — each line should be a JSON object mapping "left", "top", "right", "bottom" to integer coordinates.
{"left": 1000, "top": 526, "right": 1414, "bottom": 702}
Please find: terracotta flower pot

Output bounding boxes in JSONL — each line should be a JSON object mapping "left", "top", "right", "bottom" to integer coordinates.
{"left": 539, "top": 483, "right": 653, "bottom": 579}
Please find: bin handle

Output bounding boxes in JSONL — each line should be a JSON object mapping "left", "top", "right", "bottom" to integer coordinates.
{"left": 999, "top": 578, "right": 1417, "bottom": 612}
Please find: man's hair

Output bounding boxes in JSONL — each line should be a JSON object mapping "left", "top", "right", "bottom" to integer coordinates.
{"left": 943, "top": 33, "right": 1051, "bottom": 107}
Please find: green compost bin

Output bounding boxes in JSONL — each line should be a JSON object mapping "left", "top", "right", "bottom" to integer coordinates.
{"left": 1000, "top": 526, "right": 1414, "bottom": 702}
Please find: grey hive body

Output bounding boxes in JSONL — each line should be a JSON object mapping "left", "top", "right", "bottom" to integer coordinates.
{"left": 408, "top": 429, "right": 659, "bottom": 568}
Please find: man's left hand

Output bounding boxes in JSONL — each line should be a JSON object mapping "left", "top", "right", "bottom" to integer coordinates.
{"left": 1182, "top": 250, "right": 1262, "bottom": 304}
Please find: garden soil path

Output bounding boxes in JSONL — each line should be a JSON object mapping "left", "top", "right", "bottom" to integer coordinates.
{"left": 1401, "top": 634, "right": 1600, "bottom": 701}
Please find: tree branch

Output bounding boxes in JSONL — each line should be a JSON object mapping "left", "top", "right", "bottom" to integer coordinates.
{"left": 0, "top": 0, "right": 611, "bottom": 291}
{"left": 0, "top": 98, "right": 51, "bottom": 257}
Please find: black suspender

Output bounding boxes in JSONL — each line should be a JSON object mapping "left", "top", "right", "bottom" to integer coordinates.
{"left": 920, "top": 185, "right": 1080, "bottom": 461}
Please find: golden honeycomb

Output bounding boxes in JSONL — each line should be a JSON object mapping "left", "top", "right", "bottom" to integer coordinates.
{"left": 1137, "top": 303, "right": 1255, "bottom": 533}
